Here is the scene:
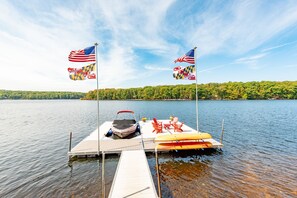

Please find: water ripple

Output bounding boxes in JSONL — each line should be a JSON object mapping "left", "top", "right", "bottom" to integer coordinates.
{"left": 1, "top": 100, "right": 297, "bottom": 197}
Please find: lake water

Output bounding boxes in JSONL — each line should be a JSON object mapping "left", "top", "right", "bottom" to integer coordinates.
{"left": 0, "top": 100, "right": 297, "bottom": 197}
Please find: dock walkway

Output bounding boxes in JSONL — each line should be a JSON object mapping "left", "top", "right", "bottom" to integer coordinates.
{"left": 108, "top": 150, "right": 158, "bottom": 198}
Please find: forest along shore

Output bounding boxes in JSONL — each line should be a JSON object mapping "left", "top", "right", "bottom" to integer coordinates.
{"left": 83, "top": 81, "right": 297, "bottom": 100}
{"left": 1, "top": 81, "right": 297, "bottom": 100}
{"left": 0, "top": 90, "right": 85, "bottom": 100}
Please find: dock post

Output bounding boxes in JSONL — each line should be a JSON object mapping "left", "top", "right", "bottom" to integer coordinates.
{"left": 68, "top": 132, "right": 72, "bottom": 161}
{"left": 69, "top": 132, "right": 72, "bottom": 152}
{"left": 220, "top": 119, "right": 224, "bottom": 144}
{"left": 155, "top": 148, "right": 162, "bottom": 198}
{"left": 102, "top": 152, "right": 105, "bottom": 198}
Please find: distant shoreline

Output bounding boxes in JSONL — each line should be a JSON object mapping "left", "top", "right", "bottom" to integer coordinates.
{"left": 1, "top": 97, "right": 296, "bottom": 101}
{"left": 2, "top": 80, "right": 297, "bottom": 100}
{"left": 0, "top": 90, "right": 85, "bottom": 100}
{"left": 82, "top": 81, "right": 297, "bottom": 101}
{"left": 1, "top": 98, "right": 296, "bottom": 101}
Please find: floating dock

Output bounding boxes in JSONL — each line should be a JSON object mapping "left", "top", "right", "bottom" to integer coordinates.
{"left": 108, "top": 150, "right": 158, "bottom": 198}
{"left": 68, "top": 120, "right": 223, "bottom": 157}
{"left": 69, "top": 120, "right": 223, "bottom": 197}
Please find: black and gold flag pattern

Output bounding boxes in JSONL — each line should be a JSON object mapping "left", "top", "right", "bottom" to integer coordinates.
{"left": 173, "top": 65, "right": 196, "bottom": 80}
{"left": 68, "top": 63, "right": 96, "bottom": 81}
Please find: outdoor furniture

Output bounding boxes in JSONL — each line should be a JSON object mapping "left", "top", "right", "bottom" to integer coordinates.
{"left": 172, "top": 117, "right": 183, "bottom": 132}
{"left": 163, "top": 123, "right": 172, "bottom": 130}
{"left": 152, "top": 118, "right": 163, "bottom": 133}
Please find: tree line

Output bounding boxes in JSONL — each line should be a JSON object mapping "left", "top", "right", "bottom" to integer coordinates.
{"left": 83, "top": 81, "right": 297, "bottom": 100}
{"left": 0, "top": 90, "right": 85, "bottom": 100}
{"left": 2, "top": 81, "right": 297, "bottom": 100}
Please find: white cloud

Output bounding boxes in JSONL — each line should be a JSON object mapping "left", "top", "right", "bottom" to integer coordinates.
{"left": 198, "top": 64, "right": 230, "bottom": 73}
{"left": 98, "top": 44, "right": 137, "bottom": 87}
{"left": 235, "top": 53, "right": 267, "bottom": 64}
{"left": 0, "top": 1, "right": 98, "bottom": 91}
{"left": 88, "top": 0, "right": 177, "bottom": 87}
{"left": 94, "top": 0, "right": 175, "bottom": 51}
{"left": 0, "top": 1, "right": 179, "bottom": 91}
{"left": 234, "top": 52, "right": 268, "bottom": 70}
{"left": 261, "top": 40, "right": 297, "bottom": 52}
{"left": 1, "top": 0, "right": 297, "bottom": 91}
{"left": 181, "top": 0, "right": 297, "bottom": 56}
{"left": 144, "top": 65, "right": 171, "bottom": 71}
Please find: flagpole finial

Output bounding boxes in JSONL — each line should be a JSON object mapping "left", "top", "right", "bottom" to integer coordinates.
{"left": 194, "top": 47, "right": 197, "bottom": 50}
{"left": 94, "top": 43, "right": 98, "bottom": 46}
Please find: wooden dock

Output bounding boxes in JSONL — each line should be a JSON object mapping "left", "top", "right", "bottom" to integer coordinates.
{"left": 108, "top": 150, "right": 158, "bottom": 198}
{"left": 68, "top": 120, "right": 223, "bottom": 156}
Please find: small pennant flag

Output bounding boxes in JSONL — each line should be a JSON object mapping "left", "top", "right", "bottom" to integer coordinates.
{"left": 174, "top": 48, "right": 195, "bottom": 64}
{"left": 173, "top": 65, "right": 196, "bottom": 80}
{"left": 68, "top": 46, "right": 96, "bottom": 62}
{"left": 68, "top": 63, "right": 96, "bottom": 81}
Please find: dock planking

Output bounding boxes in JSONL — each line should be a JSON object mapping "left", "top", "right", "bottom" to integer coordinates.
{"left": 108, "top": 150, "right": 158, "bottom": 198}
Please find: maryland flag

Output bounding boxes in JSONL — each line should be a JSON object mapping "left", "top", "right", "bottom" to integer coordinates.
{"left": 173, "top": 65, "right": 196, "bottom": 80}
{"left": 68, "top": 63, "right": 96, "bottom": 80}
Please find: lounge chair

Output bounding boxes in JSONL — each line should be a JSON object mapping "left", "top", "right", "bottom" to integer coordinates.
{"left": 172, "top": 117, "right": 183, "bottom": 132}
{"left": 163, "top": 122, "right": 172, "bottom": 130}
{"left": 152, "top": 118, "right": 163, "bottom": 133}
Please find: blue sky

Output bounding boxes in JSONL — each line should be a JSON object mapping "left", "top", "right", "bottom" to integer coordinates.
{"left": 1, "top": 0, "right": 297, "bottom": 92}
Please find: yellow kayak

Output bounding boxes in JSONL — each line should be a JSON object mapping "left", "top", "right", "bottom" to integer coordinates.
{"left": 157, "top": 141, "right": 213, "bottom": 150}
{"left": 155, "top": 132, "right": 212, "bottom": 142}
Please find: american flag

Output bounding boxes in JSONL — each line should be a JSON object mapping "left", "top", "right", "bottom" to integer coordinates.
{"left": 68, "top": 46, "right": 96, "bottom": 62}
{"left": 174, "top": 48, "right": 195, "bottom": 64}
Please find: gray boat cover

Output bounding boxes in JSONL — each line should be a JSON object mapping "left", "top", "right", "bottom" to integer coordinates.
{"left": 112, "top": 119, "right": 137, "bottom": 138}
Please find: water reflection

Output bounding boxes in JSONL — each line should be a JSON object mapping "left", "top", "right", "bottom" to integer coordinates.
{"left": 153, "top": 150, "right": 217, "bottom": 197}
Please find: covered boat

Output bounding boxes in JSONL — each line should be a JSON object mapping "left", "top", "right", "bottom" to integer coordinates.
{"left": 111, "top": 110, "right": 138, "bottom": 138}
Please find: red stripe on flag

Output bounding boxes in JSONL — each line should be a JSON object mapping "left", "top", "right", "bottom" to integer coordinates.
{"left": 174, "top": 55, "right": 194, "bottom": 64}
{"left": 68, "top": 50, "right": 96, "bottom": 62}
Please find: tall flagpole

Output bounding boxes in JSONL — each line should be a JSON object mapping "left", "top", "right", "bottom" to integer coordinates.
{"left": 194, "top": 47, "right": 199, "bottom": 133}
{"left": 95, "top": 43, "right": 100, "bottom": 155}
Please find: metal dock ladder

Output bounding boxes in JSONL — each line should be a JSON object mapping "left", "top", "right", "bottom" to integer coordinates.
{"left": 108, "top": 150, "right": 158, "bottom": 198}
